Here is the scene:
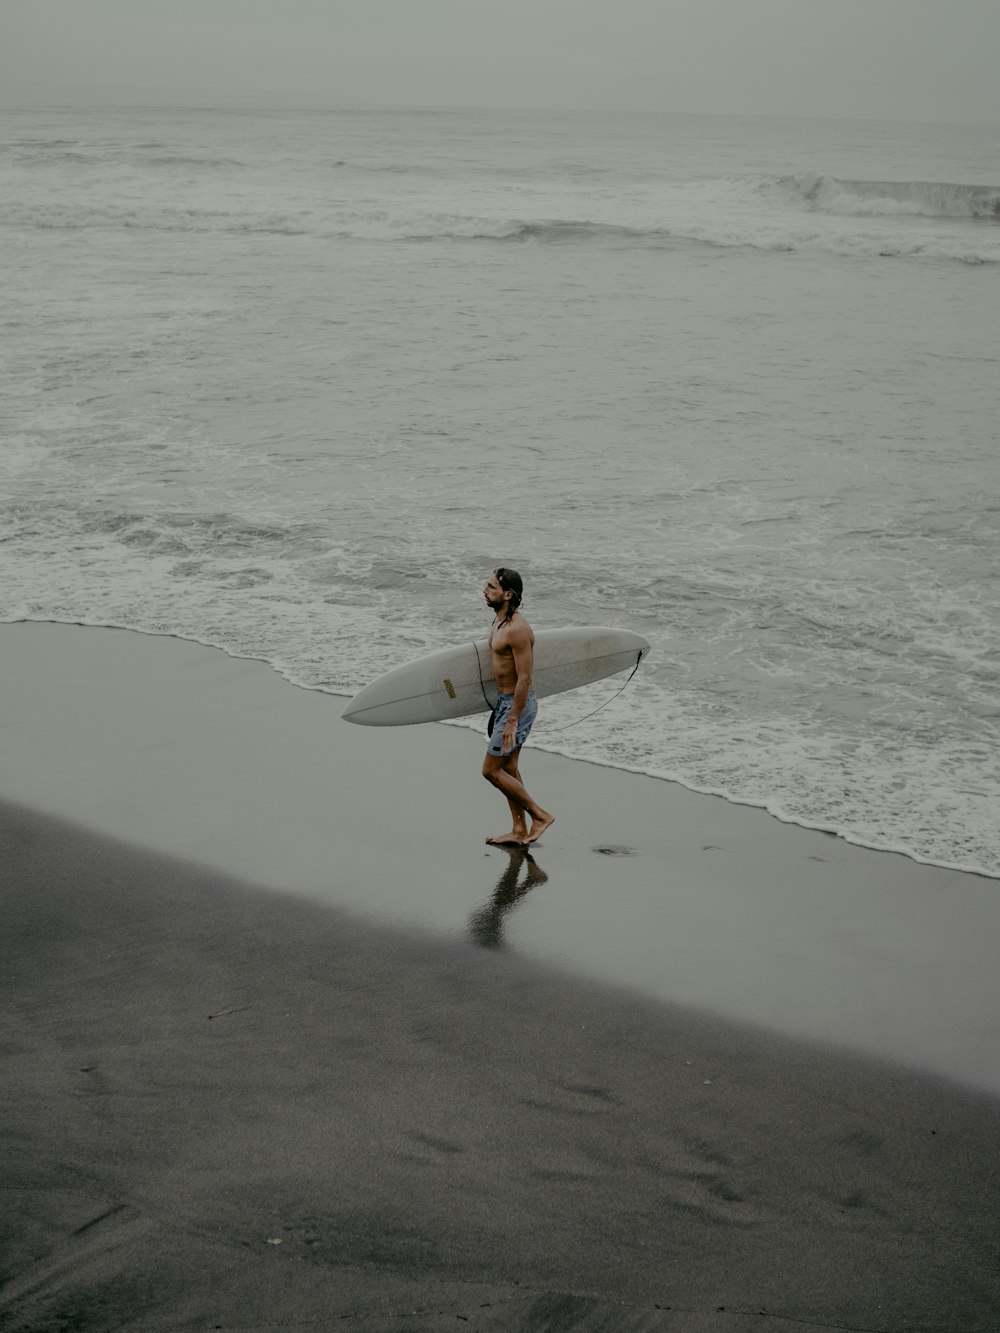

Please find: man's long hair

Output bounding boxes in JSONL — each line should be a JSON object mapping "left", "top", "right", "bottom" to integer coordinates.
{"left": 495, "top": 567, "right": 523, "bottom": 625}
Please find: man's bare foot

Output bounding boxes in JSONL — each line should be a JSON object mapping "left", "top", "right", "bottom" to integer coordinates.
{"left": 486, "top": 831, "right": 528, "bottom": 847}
{"left": 525, "top": 812, "right": 554, "bottom": 844}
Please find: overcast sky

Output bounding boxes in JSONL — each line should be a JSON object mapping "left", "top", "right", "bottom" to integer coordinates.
{"left": 2, "top": 0, "right": 998, "bottom": 125}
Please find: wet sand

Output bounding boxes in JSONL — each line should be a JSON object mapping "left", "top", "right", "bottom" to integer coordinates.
{"left": 2, "top": 622, "right": 999, "bottom": 1331}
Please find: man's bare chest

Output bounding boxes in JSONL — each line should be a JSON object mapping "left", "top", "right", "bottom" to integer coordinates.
{"left": 488, "top": 625, "right": 513, "bottom": 656}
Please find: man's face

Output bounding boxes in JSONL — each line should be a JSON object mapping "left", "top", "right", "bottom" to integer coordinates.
{"left": 483, "top": 573, "right": 508, "bottom": 611}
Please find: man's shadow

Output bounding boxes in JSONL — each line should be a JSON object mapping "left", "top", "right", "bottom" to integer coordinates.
{"left": 468, "top": 847, "right": 548, "bottom": 950}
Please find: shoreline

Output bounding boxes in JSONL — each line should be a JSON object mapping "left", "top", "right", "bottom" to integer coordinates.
{"left": 7, "top": 615, "right": 998, "bottom": 884}
{"left": 3, "top": 619, "right": 1000, "bottom": 1099}
{"left": 3, "top": 619, "right": 999, "bottom": 1329}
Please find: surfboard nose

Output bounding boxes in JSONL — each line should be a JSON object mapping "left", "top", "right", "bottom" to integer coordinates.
{"left": 341, "top": 694, "right": 377, "bottom": 724}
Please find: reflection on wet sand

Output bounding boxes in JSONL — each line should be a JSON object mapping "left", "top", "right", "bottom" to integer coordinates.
{"left": 469, "top": 848, "right": 548, "bottom": 949}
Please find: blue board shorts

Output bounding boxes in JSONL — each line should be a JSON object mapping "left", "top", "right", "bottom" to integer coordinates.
{"left": 487, "top": 691, "right": 538, "bottom": 757}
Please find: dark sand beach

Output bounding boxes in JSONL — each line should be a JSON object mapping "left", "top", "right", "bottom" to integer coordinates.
{"left": 3, "top": 623, "right": 999, "bottom": 1331}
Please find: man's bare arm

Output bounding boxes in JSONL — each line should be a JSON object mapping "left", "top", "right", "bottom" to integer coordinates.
{"left": 507, "top": 625, "right": 534, "bottom": 722}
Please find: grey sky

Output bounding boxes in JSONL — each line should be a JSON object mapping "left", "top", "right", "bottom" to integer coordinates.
{"left": 3, "top": 0, "right": 998, "bottom": 124}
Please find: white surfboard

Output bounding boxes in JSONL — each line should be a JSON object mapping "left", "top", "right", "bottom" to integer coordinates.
{"left": 342, "top": 626, "right": 650, "bottom": 727}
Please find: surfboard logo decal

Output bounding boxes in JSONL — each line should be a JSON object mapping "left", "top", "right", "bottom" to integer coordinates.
{"left": 443, "top": 678, "right": 457, "bottom": 699}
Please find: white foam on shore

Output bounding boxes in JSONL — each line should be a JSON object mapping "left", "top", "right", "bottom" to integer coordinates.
{"left": 6, "top": 613, "right": 999, "bottom": 883}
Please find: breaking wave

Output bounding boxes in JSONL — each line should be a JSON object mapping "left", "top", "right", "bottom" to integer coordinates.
{"left": 771, "top": 173, "right": 1000, "bottom": 221}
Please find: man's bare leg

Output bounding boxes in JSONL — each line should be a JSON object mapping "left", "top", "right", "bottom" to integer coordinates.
{"left": 482, "top": 750, "right": 555, "bottom": 845}
{"left": 525, "top": 808, "right": 555, "bottom": 844}
{"left": 501, "top": 751, "right": 557, "bottom": 842}
{"left": 485, "top": 748, "right": 529, "bottom": 845}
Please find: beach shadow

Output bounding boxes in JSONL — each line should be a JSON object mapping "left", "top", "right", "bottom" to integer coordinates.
{"left": 469, "top": 847, "right": 548, "bottom": 950}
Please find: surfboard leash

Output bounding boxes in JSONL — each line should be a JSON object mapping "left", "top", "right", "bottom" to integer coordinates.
{"left": 472, "top": 643, "right": 644, "bottom": 735}
{"left": 473, "top": 640, "right": 494, "bottom": 711}
{"left": 540, "top": 650, "right": 644, "bottom": 734}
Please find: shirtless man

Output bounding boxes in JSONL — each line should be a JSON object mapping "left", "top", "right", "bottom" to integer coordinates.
{"left": 481, "top": 568, "right": 555, "bottom": 846}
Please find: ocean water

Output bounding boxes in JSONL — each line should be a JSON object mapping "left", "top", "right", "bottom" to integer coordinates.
{"left": 2, "top": 106, "right": 998, "bottom": 878}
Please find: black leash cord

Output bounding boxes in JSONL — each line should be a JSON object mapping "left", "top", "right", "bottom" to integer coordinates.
{"left": 472, "top": 644, "right": 644, "bottom": 734}
{"left": 473, "top": 640, "right": 493, "bottom": 710}
{"left": 541, "top": 651, "right": 644, "bottom": 734}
